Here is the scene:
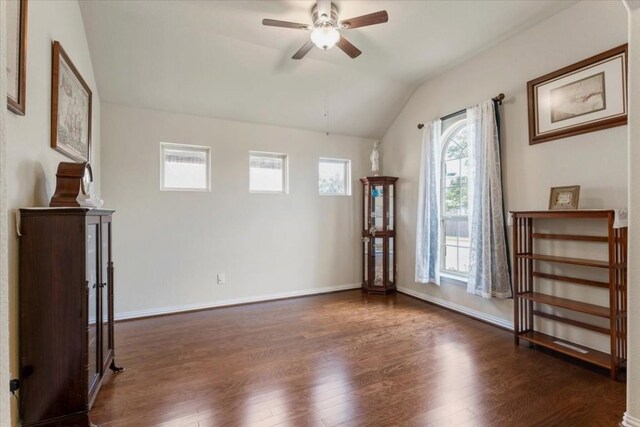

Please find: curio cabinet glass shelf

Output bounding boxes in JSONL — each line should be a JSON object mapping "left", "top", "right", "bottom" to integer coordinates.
{"left": 361, "top": 176, "right": 398, "bottom": 294}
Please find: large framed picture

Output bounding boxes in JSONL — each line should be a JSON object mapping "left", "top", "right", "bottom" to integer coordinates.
{"left": 527, "top": 44, "right": 627, "bottom": 145}
{"left": 7, "top": 0, "right": 28, "bottom": 115}
{"left": 51, "top": 41, "right": 92, "bottom": 163}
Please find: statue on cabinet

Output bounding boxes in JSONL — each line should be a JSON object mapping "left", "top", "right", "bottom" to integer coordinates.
{"left": 370, "top": 141, "right": 380, "bottom": 176}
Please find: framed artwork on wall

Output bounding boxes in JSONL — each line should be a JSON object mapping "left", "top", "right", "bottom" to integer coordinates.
{"left": 527, "top": 44, "right": 627, "bottom": 145}
{"left": 51, "top": 41, "right": 92, "bottom": 163}
{"left": 549, "top": 185, "right": 580, "bottom": 210}
{"left": 7, "top": 0, "right": 28, "bottom": 115}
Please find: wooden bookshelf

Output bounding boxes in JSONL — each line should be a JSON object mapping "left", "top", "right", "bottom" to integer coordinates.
{"left": 511, "top": 210, "right": 627, "bottom": 380}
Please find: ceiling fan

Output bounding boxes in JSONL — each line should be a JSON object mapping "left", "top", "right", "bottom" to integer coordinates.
{"left": 262, "top": 0, "right": 388, "bottom": 60}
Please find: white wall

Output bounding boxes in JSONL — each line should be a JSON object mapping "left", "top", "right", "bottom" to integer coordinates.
{"left": 0, "top": 1, "right": 9, "bottom": 425}
{"left": 5, "top": 1, "right": 100, "bottom": 425}
{"left": 380, "top": 0, "right": 628, "bottom": 350}
{"left": 624, "top": 2, "right": 640, "bottom": 425}
{"left": 101, "top": 103, "right": 373, "bottom": 318}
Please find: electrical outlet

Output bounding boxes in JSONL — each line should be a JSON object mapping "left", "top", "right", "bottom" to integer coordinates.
{"left": 217, "top": 273, "right": 225, "bottom": 285}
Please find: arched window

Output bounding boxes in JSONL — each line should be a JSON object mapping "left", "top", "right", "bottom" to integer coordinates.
{"left": 440, "top": 118, "right": 469, "bottom": 277}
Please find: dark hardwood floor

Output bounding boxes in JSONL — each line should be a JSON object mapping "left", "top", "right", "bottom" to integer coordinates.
{"left": 91, "top": 290, "right": 625, "bottom": 427}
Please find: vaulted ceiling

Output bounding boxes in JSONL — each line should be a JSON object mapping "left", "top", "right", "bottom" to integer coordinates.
{"left": 80, "top": 0, "right": 576, "bottom": 139}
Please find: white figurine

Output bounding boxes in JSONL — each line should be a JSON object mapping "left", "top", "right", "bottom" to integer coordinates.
{"left": 370, "top": 141, "right": 380, "bottom": 176}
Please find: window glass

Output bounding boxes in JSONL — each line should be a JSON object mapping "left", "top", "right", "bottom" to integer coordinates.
{"left": 250, "top": 152, "right": 288, "bottom": 193}
{"left": 441, "top": 117, "right": 470, "bottom": 277}
{"left": 319, "top": 158, "right": 351, "bottom": 195}
{"left": 161, "top": 143, "right": 210, "bottom": 191}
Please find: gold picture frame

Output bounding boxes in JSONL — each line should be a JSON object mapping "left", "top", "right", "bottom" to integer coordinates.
{"left": 549, "top": 186, "right": 580, "bottom": 210}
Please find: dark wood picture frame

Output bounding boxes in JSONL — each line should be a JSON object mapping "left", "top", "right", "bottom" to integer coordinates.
{"left": 527, "top": 44, "right": 628, "bottom": 145}
{"left": 51, "top": 41, "right": 92, "bottom": 163}
{"left": 7, "top": 0, "right": 28, "bottom": 115}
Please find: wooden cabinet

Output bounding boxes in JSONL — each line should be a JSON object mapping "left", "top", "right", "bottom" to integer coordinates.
{"left": 361, "top": 176, "right": 398, "bottom": 294}
{"left": 19, "top": 208, "right": 123, "bottom": 427}
{"left": 511, "top": 210, "right": 627, "bottom": 380}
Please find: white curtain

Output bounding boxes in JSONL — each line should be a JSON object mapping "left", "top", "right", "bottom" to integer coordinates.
{"left": 415, "top": 120, "right": 442, "bottom": 284}
{"left": 466, "top": 101, "right": 511, "bottom": 298}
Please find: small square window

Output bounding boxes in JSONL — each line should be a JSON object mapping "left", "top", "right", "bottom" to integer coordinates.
{"left": 249, "top": 152, "right": 288, "bottom": 194}
{"left": 160, "top": 143, "right": 211, "bottom": 191}
{"left": 319, "top": 158, "right": 351, "bottom": 196}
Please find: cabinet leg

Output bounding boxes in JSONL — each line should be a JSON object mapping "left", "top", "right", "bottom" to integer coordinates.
{"left": 110, "top": 359, "right": 125, "bottom": 373}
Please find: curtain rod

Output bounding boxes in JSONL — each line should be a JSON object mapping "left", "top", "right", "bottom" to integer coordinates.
{"left": 417, "top": 93, "right": 505, "bottom": 129}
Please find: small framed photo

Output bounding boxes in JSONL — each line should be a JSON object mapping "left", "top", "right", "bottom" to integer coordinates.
{"left": 549, "top": 186, "right": 580, "bottom": 210}
{"left": 528, "top": 44, "right": 627, "bottom": 145}
{"left": 7, "top": 0, "right": 28, "bottom": 115}
{"left": 51, "top": 41, "right": 92, "bottom": 163}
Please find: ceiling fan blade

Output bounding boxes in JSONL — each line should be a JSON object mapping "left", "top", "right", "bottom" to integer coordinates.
{"left": 292, "top": 40, "right": 315, "bottom": 60}
{"left": 262, "top": 19, "right": 311, "bottom": 30}
{"left": 339, "top": 11, "right": 388, "bottom": 29}
{"left": 316, "top": 0, "right": 332, "bottom": 21}
{"left": 336, "top": 36, "right": 362, "bottom": 59}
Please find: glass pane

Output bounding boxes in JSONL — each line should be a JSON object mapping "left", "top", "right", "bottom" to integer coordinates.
{"left": 459, "top": 247, "right": 470, "bottom": 274}
{"left": 363, "top": 240, "right": 368, "bottom": 282}
{"left": 444, "top": 245, "right": 458, "bottom": 272}
{"left": 444, "top": 219, "right": 459, "bottom": 247}
{"left": 363, "top": 183, "right": 369, "bottom": 231}
{"left": 87, "top": 224, "right": 99, "bottom": 390}
{"left": 388, "top": 237, "right": 394, "bottom": 283}
{"left": 373, "top": 238, "right": 384, "bottom": 286}
{"left": 388, "top": 184, "right": 394, "bottom": 231}
{"left": 371, "top": 185, "right": 384, "bottom": 231}
{"left": 250, "top": 153, "right": 286, "bottom": 193}
{"left": 101, "top": 223, "right": 111, "bottom": 365}
{"left": 162, "top": 145, "right": 209, "bottom": 190}
{"left": 319, "top": 159, "right": 349, "bottom": 195}
{"left": 458, "top": 219, "right": 470, "bottom": 248}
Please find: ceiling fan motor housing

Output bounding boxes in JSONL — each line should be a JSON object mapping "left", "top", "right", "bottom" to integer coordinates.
{"left": 312, "top": 4, "right": 339, "bottom": 27}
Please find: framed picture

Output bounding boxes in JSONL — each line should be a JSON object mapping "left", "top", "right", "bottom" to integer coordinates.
{"left": 527, "top": 44, "right": 627, "bottom": 145}
{"left": 549, "top": 186, "right": 580, "bottom": 210}
{"left": 7, "top": 0, "right": 28, "bottom": 115}
{"left": 51, "top": 41, "right": 92, "bottom": 163}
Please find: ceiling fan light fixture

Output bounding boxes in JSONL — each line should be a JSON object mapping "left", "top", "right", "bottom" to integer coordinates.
{"left": 310, "top": 26, "right": 340, "bottom": 50}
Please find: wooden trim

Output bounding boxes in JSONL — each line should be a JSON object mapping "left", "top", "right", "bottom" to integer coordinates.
{"left": 518, "top": 292, "right": 610, "bottom": 318}
{"left": 532, "top": 272, "right": 609, "bottom": 289}
{"left": 518, "top": 331, "right": 611, "bottom": 369}
{"left": 533, "top": 310, "right": 610, "bottom": 335}
{"left": 516, "top": 253, "right": 609, "bottom": 269}
{"left": 50, "top": 41, "right": 93, "bottom": 163}
{"left": 532, "top": 233, "right": 608, "bottom": 242}
{"left": 7, "top": 0, "right": 28, "bottom": 115}
{"left": 527, "top": 44, "right": 628, "bottom": 145}
{"left": 512, "top": 209, "right": 614, "bottom": 219}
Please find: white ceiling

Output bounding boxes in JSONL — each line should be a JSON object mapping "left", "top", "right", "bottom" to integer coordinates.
{"left": 79, "top": 0, "right": 577, "bottom": 139}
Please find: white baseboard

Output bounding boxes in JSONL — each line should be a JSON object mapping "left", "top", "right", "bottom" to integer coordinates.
{"left": 397, "top": 286, "right": 514, "bottom": 330}
{"left": 115, "top": 283, "right": 361, "bottom": 321}
{"left": 623, "top": 412, "right": 640, "bottom": 427}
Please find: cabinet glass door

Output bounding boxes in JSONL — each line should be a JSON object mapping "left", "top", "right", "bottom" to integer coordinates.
{"left": 101, "top": 220, "right": 113, "bottom": 371}
{"left": 371, "top": 185, "right": 384, "bottom": 232}
{"left": 388, "top": 184, "right": 394, "bottom": 231}
{"left": 388, "top": 237, "right": 394, "bottom": 284}
{"left": 363, "top": 238, "right": 369, "bottom": 284}
{"left": 363, "top": 182, "right": 369, "bottom": 232}
{"left": 373, "top": 238, "right": 384, "bottom": 286}
{"left": 86, "top": 222, "right": 100, "bottom": 392}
